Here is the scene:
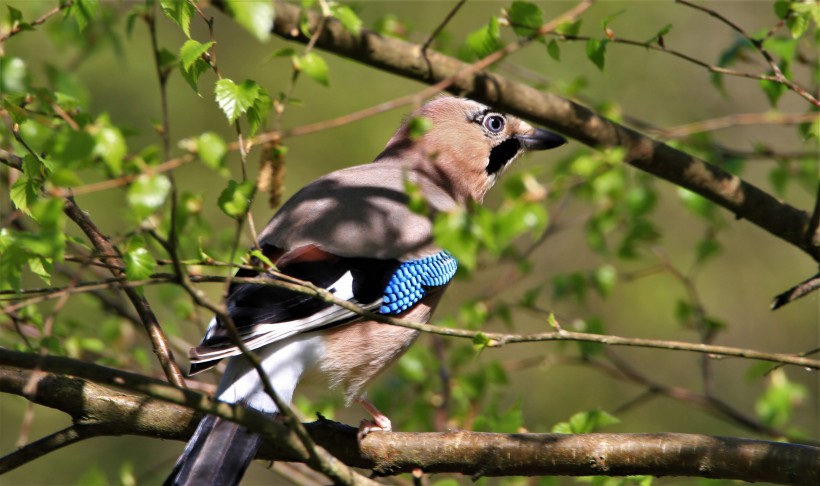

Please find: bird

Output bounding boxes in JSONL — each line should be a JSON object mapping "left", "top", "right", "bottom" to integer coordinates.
{"left": 165, "top": 96, "right": 566, "bottom": 485}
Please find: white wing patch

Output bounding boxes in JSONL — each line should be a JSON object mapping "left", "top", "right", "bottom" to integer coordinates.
{"left": 190, "top": 271, "right": 381, "bottom": 365}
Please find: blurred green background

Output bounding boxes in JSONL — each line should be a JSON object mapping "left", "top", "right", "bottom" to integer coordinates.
{"left": 1, "top": 1, "right": 817, "bottom": 485}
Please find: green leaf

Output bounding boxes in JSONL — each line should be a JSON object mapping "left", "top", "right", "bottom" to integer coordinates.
{"left": 792, "top": 1, "right": 820, "bottom": 25}
{"left": 214, "top": 79, "right": 261, "bottom": 124}
{"left": 196, "top": 132, "right": 227, "bottom": 170}
{"left": 403, "top": 179, "right": 428, "bottom": 215}
{"left": 773, "top": 0, "right": 790, "bottom": 19}
{"left": 586, "top": 38, "right": 609, "bottom": 71}
{"left": 508, "top": 1, "right": 543, "bottom": 37}
{"left": 11, "top": 155, "right": 44, "bottom": 216}
{"left": 0, "top": 57, "right": 29, "bottom": 93}
{"left": 407, "top": 116, "right": 433, "bottom": 140}
{"left": 93, "top": 115, "right": 127, "bottom": 176}
{"left": 552, "top": 409, "right": 619, "bottom": 434}
{"left": 7, "top": 5, "right": 23, "bottom": 23}
{"left": 547, "top": 39, "right": 561, "bottom": 61}
{"left": 555, "top": 19, "right": 581, "bottom": 36}
{"left": 180, "top": 40, "right": 214, "bottom": 71}
{"left": 786, "top": 10, "right": 810, "bottom": 39}
{"left": 295, "top": 52, "right": 330, "bottom": 87}
{"left": 331, "top": 4, "right": 362, "bottom": 36}
{"left": 472, "top": 332, "right": 492, "bottom": 353}
{"left": 466, "top": 16, "right": 503, "bottom": 59}
{"left": 218, "top": 180, "right": 256, "bottom": 218}
{"left": 157, "top": 48, "right": 177, "bottom": 72}
{"left": 645, "top": 23, "right": 673, "bottom": 44}
{"left": 695, "top": 235, "right": 722, "bottom": 264}
{"left": 180, "top": 58, "right": 210, "bottom": 94}
{"left": 575, "top": 316, "right": 605, "bottom": 358}
{"left": 590, "top": 264, "right": 617, "bottom": 298}
{"left": 160, "top": 0, "right": 195, "bottom": 38}
{"left": 28, "top": 256, "right": 52, "bottom": 285}
{"left": 69, "top": 0, "right": 99, "bottom": 32}
{"left": 600, "top": 9, "right": 626, "bottom": 30}
{"left": 755, "top": 369, "right": 807, "bottom": 428}
{"left": 124, "top": 246, "right": 156, "bottom": 281}
{"left": 225, "top": 0, "right": 275, "bottom": 42}
{"left": 249, "top": 249, "right": 274, "bottom": 268}
{"left": 247, "top": 87, "right": 272, "bottom": 135}
{"left": 127, "top": 174, "right": 172, "bottom": 218}
{"left": 677, "top": 187, "right": 715, "bottom": 220}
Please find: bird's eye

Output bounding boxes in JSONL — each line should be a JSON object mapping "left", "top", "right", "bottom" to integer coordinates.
{"left": 483, "top": 114, "right": 505, "bottom": 133}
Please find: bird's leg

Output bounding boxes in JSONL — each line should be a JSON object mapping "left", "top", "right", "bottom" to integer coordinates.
{"left": 356, "top": 398, "right": 392, "bottom": 441}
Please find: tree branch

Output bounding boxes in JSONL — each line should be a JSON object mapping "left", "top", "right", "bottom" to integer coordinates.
{"left": 255, "top": 1, "right": 817, "bottom": 262}
{"left": 1, "top": 354, "right": 817, "bottom": 485}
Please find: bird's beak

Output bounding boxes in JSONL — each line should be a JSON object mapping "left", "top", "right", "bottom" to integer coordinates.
{"left": 517, "top": 127, "right": 567, "bottom": 151}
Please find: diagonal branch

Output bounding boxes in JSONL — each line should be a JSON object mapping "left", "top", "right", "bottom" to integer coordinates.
{"left": 252, "top": 1, "right": 817, "bottom": 262}
{"left": 1, "top": 355, "right": 817, "bottom": 485}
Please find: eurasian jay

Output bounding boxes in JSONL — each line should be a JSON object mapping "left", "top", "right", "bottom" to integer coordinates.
{"left": 165, "top": 96, "right": 566, "bottom": 485}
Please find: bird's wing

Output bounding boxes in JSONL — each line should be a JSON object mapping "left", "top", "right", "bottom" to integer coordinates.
{"left": 189, "top": 244, "right": 402, "bottom": 373}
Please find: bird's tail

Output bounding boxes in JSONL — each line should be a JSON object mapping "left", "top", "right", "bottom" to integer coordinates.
{"left": 164, "top": 413, "right": 264, "bottom": 486}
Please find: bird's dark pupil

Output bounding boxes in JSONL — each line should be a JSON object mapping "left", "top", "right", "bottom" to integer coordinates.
{"left": 485, "top": 115, "right": 504, "bottom": 132}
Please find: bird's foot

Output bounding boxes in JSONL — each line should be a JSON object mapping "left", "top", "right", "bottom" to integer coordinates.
{"left": 356, "top": 398, "right": 392, "bottom": 443}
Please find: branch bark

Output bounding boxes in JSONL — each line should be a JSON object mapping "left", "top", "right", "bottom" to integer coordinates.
{"left": 258, "top": 1, "right": 817, "bottom": 262}
{"left": 1, "top": 351, "right": 817, "bottom": 484}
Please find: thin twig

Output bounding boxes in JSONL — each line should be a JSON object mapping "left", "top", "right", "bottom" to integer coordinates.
{"left": 676, "top": 0, "right": 819, "bottom": 107}
{"left": 652, "top": 112, "right": 820, "bottom": 139}
{"left": 0, "top": 1, "right": 73, "bottom": 44}
{"left": 421, "top": 0, "right": 466, "bottom": 53}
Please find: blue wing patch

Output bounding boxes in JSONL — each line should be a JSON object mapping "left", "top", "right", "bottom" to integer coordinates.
{"left": 380, "top": 251, "right": 458, "bottom": 315}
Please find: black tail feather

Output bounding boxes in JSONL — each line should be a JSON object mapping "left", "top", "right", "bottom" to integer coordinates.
{"left": 165, "top": 414, "right": 264, "bottom": 486}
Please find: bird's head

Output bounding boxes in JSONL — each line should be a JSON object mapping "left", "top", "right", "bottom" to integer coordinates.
{"left": 377, "top": 97, "right": 567, "bottom": 202}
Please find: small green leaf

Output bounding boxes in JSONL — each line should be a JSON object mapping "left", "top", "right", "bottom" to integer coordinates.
{"left": 575, "top": 316, "right": 605, "bottom": 358}
{"left": 28, "top": 256, "right": 52, "bottom": 285}
{"left": 218, "top": 180, "right": 256, "bottom": 218}
{"left": 677, "top": 187, "right": 715, "bottom": 220}
{"left": 645, "top": 23, "right": 673, "bottom": 44}
{"left": 755, "top": 369, "right": 807, "bottom": 428}
{"left": 773, "top": 0, "right": 790, "bottom": 19}
{"left": 124, "top": 246, "right": 156, "bottom": 281}
{"left": 225, "top": 0, "right": 275, "bottom": 42}
{"left": 196, "top": 132, "right": 227, "bottom": 170}
{"left": 160, "top": 0, "right": 195, "bottom": 38}
{"left": 547, "top": 39, "right": 561, "bottom": 61}
{"left": 157, "top": 48, "right": 177, "bottom": 71}
{"left": 472, "top": 332, "right": 492, "bottom": 352}
{"left": 127, "top": 174, "right": 172, "bottom": 218}
{"left": 555, "top": 19, "right": 581, "bottom": 36}
{"left": 407, "top": 116, "right": 433, "bottom": 140}
{"left": 93, "top": 115, "right": 127, "bottom": 176}
{"left": 249, "top": 249, "right": 274, "bottom": 268}
{"left": 403, "top": 178, "right": 428, "bottom": 215}
{"left": 508, "top": 1, "right": 543, "bottom": 37}
{"left": 11, "top": 176, "right": 39, "bottom": 217}
{"left": 331, "top": 4, "right": 362, "bottom": 36}
{"left": 214, "top": 79, "right": 261, "bottom": 123}
{"left": 180, "top": 40, "right": 214, "bottom": 71}
{"left": 466, "top": 17, "right": 503, "bottom": 59}
{"left": 180, "top": 58, "right": 210, "bottom": 94}
{"left": 295, "top": 52, "right": 330, "bottom": 87}
{"left": 786, "top": 10, "right": 810, "bottom": 39}
{"left": 585, "top": 38, "right": 609, "bottom": 70}
{"left": 269, "top": 47, "right": 296, "bottom": 58}
{"left": 247, "top": 87, "right": 272, "bottom": 135}
{"left": 590, "top": 264, "right": 617, "bottom": 298}
{"left": 600, "top": 9, "right": 626, "bottom": 30}
{"left": 553, "top": 409, "right": 619, "bottom": 434}
{"left": 0, "top": 56, "right": 29, "bottom": 93}
{"left": 69, "top": 0, "right": 99, "bottom": 32}
{"left": 7, "top": 5, "right": 23, "bottom": 23}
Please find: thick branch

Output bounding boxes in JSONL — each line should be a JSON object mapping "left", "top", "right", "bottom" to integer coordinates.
{"left": 0, "top": 355, "right": 817, "bottom": 484}
{"left": 260, "top": 1, "right": 817, "bottom": 261}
